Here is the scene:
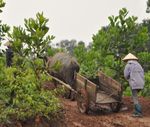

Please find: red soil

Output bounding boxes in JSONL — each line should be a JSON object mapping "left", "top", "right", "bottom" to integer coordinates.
{"left": 62, "top": 97, "right": 150, "bottom": 127}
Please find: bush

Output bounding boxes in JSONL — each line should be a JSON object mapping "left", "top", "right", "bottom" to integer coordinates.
{"left": 142, "top": 71, "right": 150, "bottom": 96}
{"left": 0, "top": 56, "right": 63, "bottom": 124}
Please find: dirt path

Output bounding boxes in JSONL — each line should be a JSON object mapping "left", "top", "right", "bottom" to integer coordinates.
{"left": 62, "top": 97, "right": 150, "bottom": 127}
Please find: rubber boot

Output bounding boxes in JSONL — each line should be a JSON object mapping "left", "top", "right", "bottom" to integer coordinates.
{"left": 132, "top": 104, "right": 142, "bottom": 117}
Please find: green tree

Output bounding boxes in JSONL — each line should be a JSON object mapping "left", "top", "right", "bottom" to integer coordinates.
{"left": 0, "top": 0, "right": 10, "bottom": 49}
{"left": 0, "top": 57, "right": 63, "bottom": 125}
{"left": 146, "top": 0, "right": 150, "bottom": 13}
{"left": 0, "top": 10, "right": 64, "bottom": 125}
{"left": 8, "top": 12, "right": 55, "bottom": 58}
{"left": 139, "top": 19, "right": 150, "bottom": 72}
{"left": 92, "top": 8, "right": 149, "bottom": 82}
{"left": 73, "top": 41, "right": 86, "bottom": 63}
{"left": 73, "top": 42, "right": 100, "bottom": 79}
{"left": 56, "top": 39, "right": 77, "bottom": 55}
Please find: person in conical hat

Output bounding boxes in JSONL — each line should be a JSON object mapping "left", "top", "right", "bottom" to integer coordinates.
{"left": 4, "top": 41, "right": 13, "bottom": 67}
{"left": 123, "top": 53, "right": 144, "bottom": 117}
{"left": 122, "top": 53, "right": 138, "bottom": 61}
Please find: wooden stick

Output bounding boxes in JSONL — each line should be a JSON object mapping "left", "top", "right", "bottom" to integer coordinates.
{"left": 50, "top": 75, "right": 77, "bottom": 94}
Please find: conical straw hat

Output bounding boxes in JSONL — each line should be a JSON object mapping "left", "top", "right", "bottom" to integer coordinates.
{"left": 4, "top": 41, "right": 12, "bottom": 46}
{"left": 122, "top": 53, "right": 138, "bottom": 61}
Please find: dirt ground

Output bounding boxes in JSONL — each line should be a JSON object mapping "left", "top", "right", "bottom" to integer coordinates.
{"left": 1, "top": 80, "right": 150, "bottom": 127}
{"left": 62, "top": 97, "right": 150, "bottom": 127}
{"left": 0, "top": 96, "right": 149, "bottom": 127}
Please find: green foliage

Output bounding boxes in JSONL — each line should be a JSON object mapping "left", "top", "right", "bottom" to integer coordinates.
{"left": 142, "top": 71, "right": 150, "bottom": 96}
{"left": 0, "top": 56, "right": 5, "bottom": 65}
{"left": 93, "top": 8, "right": 148, "bottom": 56}
{"left": 0, "top": 0, "right": 5, "bottom": 13}
{"left": 47, "top": 47, "right": 60, "bottom": 56}
{"left": 73, "top": 8, "right": 150, "bottom": 97}
{"left": 0, "top": 11, "right": 64, "bottom": 124}
{"left": 92, "top": 8, "right": 149, "bottom": 82}
{"left": 0, "top": 0, "right": 10, "bottom": 44}
{"left": 137, "top": 52, "right": 150, "bottom": 72}
{"left": 50, "top": 61, "right": 62, "bottom": 72}
{"left": 146, "top": 0, "right": 150, "bottom": 13}
{"left": 73, "top": 42, "right": 87, "bottom": 64}
{"left": 74, "top": 44, "right": 100, "bottom": 78}
{"left": 0, "top": 56, "right": 63, "bottom": 124}
{"left": 8, "top": 12, "right": 55, "bottom": 58}
{"left": 123, "top": 86, "right": 132, "bottom": 96}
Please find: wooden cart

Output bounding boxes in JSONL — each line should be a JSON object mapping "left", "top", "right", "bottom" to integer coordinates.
{"left": 76, "top": 71, "right": 123, "bottom": 114}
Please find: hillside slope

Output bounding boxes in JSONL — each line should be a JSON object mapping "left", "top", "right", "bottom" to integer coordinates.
{"left": 62, "top": 97, "right": 150, "bottom": 127}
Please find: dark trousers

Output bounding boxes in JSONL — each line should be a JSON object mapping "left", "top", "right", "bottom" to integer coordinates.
{"left": 131, "top": 89, "right": 140, "bottom": 105}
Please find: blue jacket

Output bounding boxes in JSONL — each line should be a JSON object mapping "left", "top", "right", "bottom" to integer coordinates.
{"left": 124, "top": 60, "right": 144, "bottom": 89}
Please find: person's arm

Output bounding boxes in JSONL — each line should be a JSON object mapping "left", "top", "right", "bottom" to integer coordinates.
{"left": 124, "top": 64, "right": 131, "bottom": 80}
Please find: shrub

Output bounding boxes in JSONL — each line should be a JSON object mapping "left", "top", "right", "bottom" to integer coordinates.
{"left": 0, "top": 56, "right": 63, "bottom": 124}
{"left": 142, "top": 71, "right": 150, "bottom": 96}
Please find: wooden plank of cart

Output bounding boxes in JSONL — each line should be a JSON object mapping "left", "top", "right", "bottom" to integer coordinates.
{"left": 76, "top": 71, "right": 123, "bottom": 114}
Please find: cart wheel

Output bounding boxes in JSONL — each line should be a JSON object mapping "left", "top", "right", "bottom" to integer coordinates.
{"left": 110, "top": 102, "right": 122, "bottom": 113}
{"left": 77, "top": 88, "right": 89, "bottom": 114}
{"left": 70, "top": 91, "right": 76, "bottom": 101}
